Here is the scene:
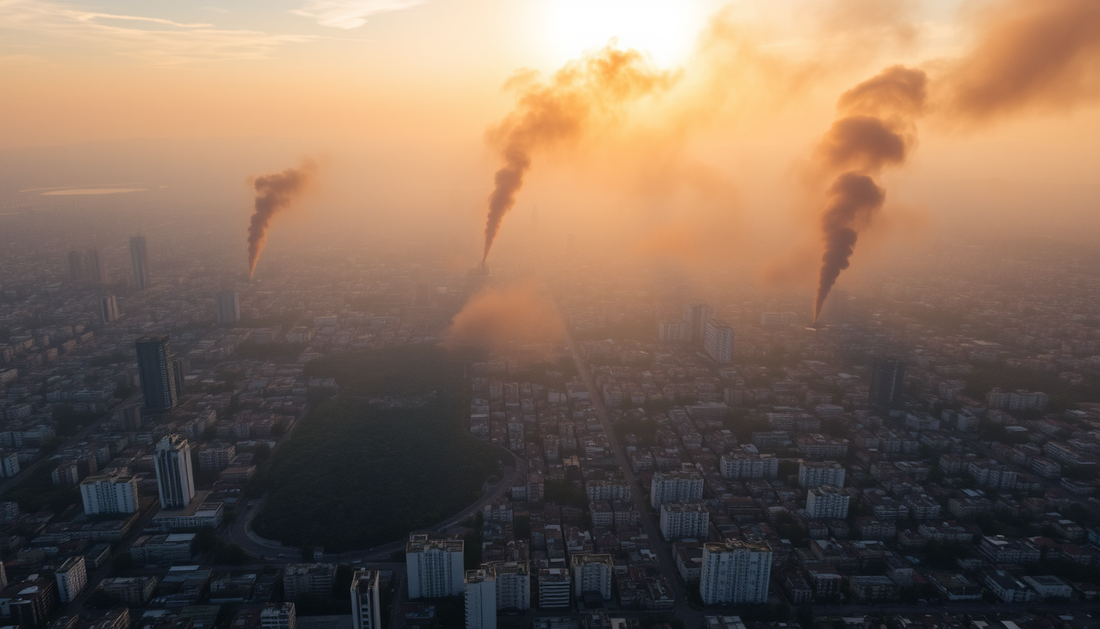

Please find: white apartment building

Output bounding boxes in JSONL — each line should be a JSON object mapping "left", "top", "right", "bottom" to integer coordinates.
{"left": 720, "top": 453, "right": 778, "bottom": 480}
{"left": 490, "top": 561, "right": 530, "bottom": 611}
{"left": 79, "top": 473, "right": 139, "bottom": 515}
{"left": 798, "top": 461, "right": 846, "bottom": 488}
{"left": 699, "top": 539, "right": 772, "bottom": 605}
{"left": 464, "top": 568, "right": 496, "bottom": 629}
{"left": 406, "top": 535, "right": 465, "bottom": 599}
{"left": 55, "top": 556, "right": 87, "bottom": 603}
{"left": 154, "top": 435, "right": 195, "bottom": 509}
{"left": 805, "top": 485, "right": 850, "bottom": 519}
{"left": 650, "top": 469, "right": 704, "bottom": 508}
{"left": 659, "top": 502, "right": 710, "bottom": 541}
{"left": 703, "top": 320, "right": 734, "bottom": 364}
{"left": 350, "top": 570, "right": 381, "bottom": 629}
{"left": 260, "top": 604, "right": 296, "bottom": 629}
{"left": 571, "top": 554, "right": 613, "bottom": 601}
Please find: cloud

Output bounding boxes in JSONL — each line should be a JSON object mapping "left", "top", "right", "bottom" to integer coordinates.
{"left": 0, "top": 0, "right": 310, "bottom": 64}
{"left": 292, "top": 0, "right": 425, "bottom": 29}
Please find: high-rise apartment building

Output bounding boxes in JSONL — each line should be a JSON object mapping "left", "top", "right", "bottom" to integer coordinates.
{"left": 67, "top": 251, "right": 85, "bottom": 282}
{"left": 489, "top": 561, "right": 530, "bottom": 611}
{"left": 650, "top": 469, "right": 704, "bottom": 508}
{"left": 406, "top": 535, "right": 464, "bottom": 599}
{"left": 130, "top": 235, "right": 150, "bottom": 290}
{"left": 798, "top": 461, "right": 846, "bottom": 488}
{"left": 703, "top": 319, "right": 734, "bottom": 364}
{"left": 659, "top": 501, "right": 710, "bottom": 540}
{"left": 720, "top": 452, "right": 778, "bottom": 480}
{"left": 100, "top": 295, "right": 120, "bottom": 323}
{"left": 154, "top": 435, "right": 195, "bottom": 510}
{"left": 86, "top": 248, "right": 107, "bottom": 285}
{"left": 805, "top": 485, "right": 850, "bottom": 519}
{"left": 350, "top": 570, "right": 381, "bottom": 629}
{"left": 869, "top": 358, "right": 905, "bottom": 409}
{"left": 699, "top": 539, "right": 772, "bottom": 605}
{"left": 136, "top": 335, "right": 178, "bottom": 411}
{"left": 79, "top": 473, "right": 139, "bottom": 515}
{"left": 464, "top": 568, "right": 496, "bottom": 629}
{"left": 215, "top": 291, "right": 241, "bottom": 325}
{"left": 55, "top": 556, "right": 87, "bottom": 604}
{"left": 682, "top": 303, "right": 711, "bottom": 344}
{"left": 571, "top": 554, "right": 613, "bottom": 601}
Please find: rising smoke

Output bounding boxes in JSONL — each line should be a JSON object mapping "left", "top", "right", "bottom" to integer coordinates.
{"left": 442, "top": 281, "right": 563, "bottom": 354}
{"left": 811, "top": 0, "right": 1100, "bottom": 320}
{"left": 247, "top": 160, "right": 317, "bottom": 278}
{"left": 812, "top": 65, "right": 926, "bottom": 322}
{"left": 481, "top": 45, "right": 676, "bottom": 265}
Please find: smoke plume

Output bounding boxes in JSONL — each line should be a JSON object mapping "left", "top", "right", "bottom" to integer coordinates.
{"left": 481, "top": 45, "right": 675, "bottom": 265}
{"left": 938, "top": 0, "right": 1100, "bottom": 123}
{"left": 247, "top": 159, "right": 317, "bottom": 278}
{"left": 443, "top": 281, "right": 563, "bottom": 353}
{"left": 812, "top": 65, "right": 926, "bottom": 321}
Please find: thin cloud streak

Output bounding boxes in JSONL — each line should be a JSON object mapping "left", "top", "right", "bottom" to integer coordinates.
{"left": 292, "top": 0, "right": 425, "bottom": 30}
{"left": 0, "top": 0, "right": 311, "bottom": 64}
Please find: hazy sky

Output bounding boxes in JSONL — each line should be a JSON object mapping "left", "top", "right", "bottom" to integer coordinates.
{"left": 2, "top": 0, "right": 1098, "bottom": 282}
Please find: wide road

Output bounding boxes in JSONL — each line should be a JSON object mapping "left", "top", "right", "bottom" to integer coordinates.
{"left": 552, "top": 294, "right": 704, "bottom": 628}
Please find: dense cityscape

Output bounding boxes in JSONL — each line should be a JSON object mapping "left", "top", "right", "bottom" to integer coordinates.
{"left": 0, "top": 204, "right": 1097, "bottom": 629}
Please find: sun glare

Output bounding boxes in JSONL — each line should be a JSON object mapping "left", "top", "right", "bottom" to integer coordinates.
{"left": 541, "top": 0, "right": 705, "bottom": 68}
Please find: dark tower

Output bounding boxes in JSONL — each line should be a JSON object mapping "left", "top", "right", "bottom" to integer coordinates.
{"left": 136, "top": 335, "right": 178, "bottom": 411}
{"left": 869, "top": 358, "right": 905, "bottom": 408}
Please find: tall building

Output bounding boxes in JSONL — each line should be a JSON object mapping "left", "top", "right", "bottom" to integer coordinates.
{"left": 67, "top": 251, "right": 85, "bottom": 282}
{"left": 720, "top": 452, "right": 778, "bottom": 480}
{"left": 350, "top": 570, "right": 381, "bottom": 629}
{"left": 79, "top": 473, "right": 139, "bottom": 515}
{"left": 154, "top": 435, "right": 195, "bottom": 510}
{"left": 464, "top": 568, "right": 496, "bottom": 629}
{"left": 571, "top": 554, "right": 613, "bottom": 601}
{"left": 659, "top": 501, "right": 710, "bottom": 540}
{"left": 136, "top": 335, "right": 178, "bottom": 411}
{"left": 406, "top": 535, "right": 464, "bottom": 599}
{"left": 682, "top": 303, "right": 711, "bottom": 344}
{"left": 798, "top": 461, "right": 846, "bottom": 488}
{"left": 805, "top": 485, "right": 850, "bottom": 519}
{"left": 260, "top": 604, "right": 296, "bottom": 629}
{"left": 536, "top": 569, "right": 571, "bottom": 609}
{"left": 489, "top": 561, "right": 530, "bottom": 611}
{"left": 703, "top": 319, "right": 734, "bottom": 364}
{"left": 699, "top": 539, "right": 772, "bottom": 605}
{"left": 130, "top": 235, "right": 150, "bottom": 290}
{"left": 86, "top": 248, "right": 107, "bottom": 285}
{"left": 869, "top": 358, "right": 905, "bottom": 409}
{"left": 55, "top": 556, "right": 87, "bottom": 604}
{"left": 650, "top": 469, "right": 704, "bottom": 508}
{"left": 100, "top": 295, "right": 120, "bottom": 323}
{"left": 215, "top": 291, "right": 241, "bottom": 325}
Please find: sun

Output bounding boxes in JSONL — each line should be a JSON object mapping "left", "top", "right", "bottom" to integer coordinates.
{"left": 540, "top": 0, "right": 707, "bottom": 68}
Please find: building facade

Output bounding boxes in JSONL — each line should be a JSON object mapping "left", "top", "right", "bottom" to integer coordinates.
{"left": 154, "top": 435, "right": 195, "bottom": 510}
{"left": 136, "top": 335, "right": 179, "bottom": 411}
{"left": 405, "top": 535, "right": 464, "bottom": 599}
{"left": 464, "top": 568, "right": 496, "bottom": 629}
{"left": 350, "top": 570, "right": 381, "bottom": 629}
{"left": 79, "top": 473, "right": 139, "bottom": 515}
{"left": 699, "top": 540, "right": 772, "bottom": 605}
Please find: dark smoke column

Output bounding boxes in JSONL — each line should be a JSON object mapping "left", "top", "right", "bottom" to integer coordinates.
{"left": 809, "top": 66, "right": 926, "bottom": 322}
{"left": 247, "top": 160, "right": 316, "bottom": 279}
{"left": 814, "top": 174, "right": 885, "bottom": 320}
{"left": 481, "top": 45, "right": 675, "bottom": 265}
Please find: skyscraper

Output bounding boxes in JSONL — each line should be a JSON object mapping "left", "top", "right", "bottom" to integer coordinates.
{"left": 406, "top": 534, "right": 465, "bottom": 599}
{"left": 869, "top": 358, "right": 906, "bottom": 409}
{"left": 100, "top": 295, "right": 120, "bottom": 323}
{"left": 86, "top": 248, "right": 107, "bottom": 285}
{"left": 215, "top": 291, "right": 241, "bottom": 325}
{"left": 67, "top": 251, "right": 85, "bottom": 282}
{"left": 703, "top": 319, "right": 734, "bottom": 364}
{"left": 682, "top": 303, "right": 711, "bottom": 345}
{"left": 699, "top": 539, "right": 772, "bottom": 605}
{"left": 350, "top": 570, "right": 381, "bottom": 629}
{"left": 464, "top": 568, "right": 496, "bottom": 629}
{"left": 154, "top": 435, "right": 195, "bottom": 509}
{"left": 130, "top": 235, "right": 150, "bottom": 290}
{"left": 136, "top": 335, "right": 178, "bottom": 411}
